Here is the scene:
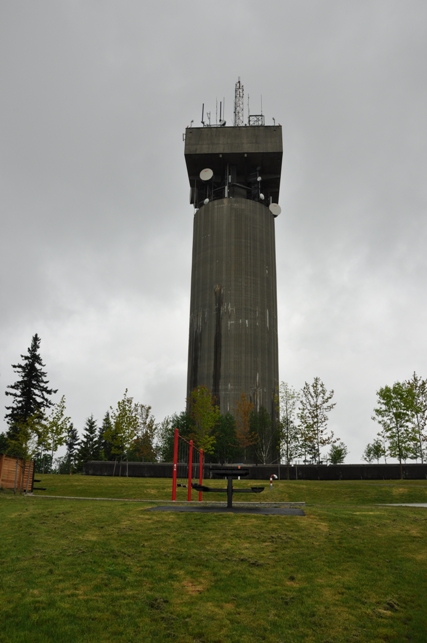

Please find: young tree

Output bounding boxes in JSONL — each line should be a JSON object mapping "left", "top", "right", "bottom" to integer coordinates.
{"left": 43, "top": 395, "right": 71, "bottom": 467}
{"left": 234, "top": 392, "right": 257, "bottom": 462}
{"left": 278, "top": 382, "right": 301, "bottom": 478}
{"left": 250, "top": 407, "right": 277, "bottom": 464}
{"left": 131, "top": 404, "right": 158, "bottom": 462}
{"left": 362, "top": 438, "right": 386, "bottom": 464}
{"left": 188, "top": 386, "right": 219, "bottom": 454}
{"left": 298, "top": 377, "right": 336, "bottom": 465}
{"left": 405, "top": 372, "right": 427, "bottom": 463}
{"left": 6, "top": 413, "right": 47, "bottom": 463}
{"left": 77, "top": 415, "right": 99, "bottom": 469}
{"left": 106, "top": 390, "right": 139, "bottom": 471}
{"left": 372, "top": 382, "right": 419, "bottom": 477}
{"left": 5, "top": 334, "right": 58, "bottom": 440}
{"left": 328, "top": 440, "right": 348, "bottom": 465}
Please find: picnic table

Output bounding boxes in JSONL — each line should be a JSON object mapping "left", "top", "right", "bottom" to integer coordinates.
{"left": 192, "top": 465, "right": 264, "bottom": 508}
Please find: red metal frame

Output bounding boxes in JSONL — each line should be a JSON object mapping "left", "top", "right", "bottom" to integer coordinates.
{"left": 171, "top": 428, "right": 179, "bottom": 501}
{"left": 171, "top": 430, "right": 204, "bottom": 502}
{"left": 187, "top": 440, "right": 193, "bottom": 501}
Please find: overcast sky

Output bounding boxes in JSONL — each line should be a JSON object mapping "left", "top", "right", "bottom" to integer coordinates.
{"left": 1, "top": 1, "right": 426, "bottom": 462}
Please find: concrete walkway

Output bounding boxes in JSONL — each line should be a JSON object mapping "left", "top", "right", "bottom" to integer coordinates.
{"left": 379, "top": 503, "right": 427, "bottom": 508}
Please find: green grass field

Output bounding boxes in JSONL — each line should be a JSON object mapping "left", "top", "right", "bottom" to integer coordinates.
{"left": 1, "top": 476, "right": 427, "bottom": 643}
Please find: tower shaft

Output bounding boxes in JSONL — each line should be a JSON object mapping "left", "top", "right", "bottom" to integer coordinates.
{"left": 185, "top": 123, "right": 282, "bottom": 459}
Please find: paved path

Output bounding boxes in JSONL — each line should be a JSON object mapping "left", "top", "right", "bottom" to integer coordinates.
{"left": 380, "top": 503, "right": 427, "bottom": 508}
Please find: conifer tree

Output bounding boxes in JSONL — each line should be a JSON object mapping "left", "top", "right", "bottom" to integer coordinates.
{"left": 212, "top": 413, "right": 241, "bottom": 464}
{"left": 64, "top": 423, "right": 80, "bottom": 473}
{"left": 77, "top": 415, "right": 99, "bottom": 469}
{"left": 5, "top": 334, "right": 57, "bottom": 440}
{"left": 98, "top": 412, "right": 114, "bottom": 461}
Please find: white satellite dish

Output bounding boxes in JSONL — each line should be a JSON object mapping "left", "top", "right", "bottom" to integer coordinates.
{"left": 200, "top": 168, "right": 213, "bottom": 181}
{"left": 269, "top": 203, "right": 281, "bottom": 217}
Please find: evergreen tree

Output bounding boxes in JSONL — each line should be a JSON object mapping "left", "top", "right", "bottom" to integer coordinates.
{"left": 0, "top": 432, "right": 8, "bottom": 454}
{"left": 328, "top": 440, "right": 348, "bottom": 464}
{"left": 212, "top": 413, "right": 241, "bottom": 464}
{"left": 77, "top": 415, "right": 99, "bottom": 469}
{"left": 98, "top": 412, "right": 114, "bottom": 460}
{"left": 64, "top": 423, "right": 80, "bottom": 473}
{"left": 157, "top": 412, "right": 192, "bottom": 462}
{"left": 5, "top": 334, "right": 58, "bottom": 439}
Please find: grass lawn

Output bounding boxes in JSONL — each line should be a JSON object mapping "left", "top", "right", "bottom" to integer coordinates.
{"left": 1, "top": 476, "right": 427, "bottom": 642}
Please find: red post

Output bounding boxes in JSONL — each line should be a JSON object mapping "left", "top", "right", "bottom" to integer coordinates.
{"left": 171, "top": 428, "right": 179, "bottom": 501}
{"left": 187, "top": 440, "right": 193, "bottom": 501}
{"left": 198, "top": 448, "right": 204, "bottom": 502}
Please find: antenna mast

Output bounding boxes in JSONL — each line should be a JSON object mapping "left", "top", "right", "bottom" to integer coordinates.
{"left": 234, "top": 78, "right": 244, "bottom": 126}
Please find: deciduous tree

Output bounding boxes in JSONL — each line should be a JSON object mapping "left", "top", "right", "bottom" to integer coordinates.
{"left": 188, "top": 386, "right": 219, "bottom": 454}
{"left": 405, "top": 372, "right": 427, "bottom": 463}
{"left": 362, "top": 438, "right": 386, "bottom": 464}
{"left": 131, "top": 404, "right": 158, "bottom": 462}
{"left": 372, "top": 382, "right": 419, "bottom": 477}
{"left": 278, "top": 382, "right": 300, "bottom": 477}
{"left": 234, "top": 392, "right": 258, "bottom": 462}
{"left": 43, "top": 395, "right": 71, "bottom": 466}
{"left": 106, "top": 390, "right": 139, "bottom": 472}
{"left": 250, "top": 407, "right": 277, "bottom": 464}
{"left": 298, "top": 377, "right": 336, "bottom": 465}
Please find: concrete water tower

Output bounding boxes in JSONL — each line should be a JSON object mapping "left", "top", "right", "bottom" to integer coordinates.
{"left": 185, "top": 80, "right": 282, "bottom": 444}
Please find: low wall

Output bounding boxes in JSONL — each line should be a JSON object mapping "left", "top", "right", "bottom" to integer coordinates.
{"left": 82, "top": 461, "right": 427, "bottom": 480}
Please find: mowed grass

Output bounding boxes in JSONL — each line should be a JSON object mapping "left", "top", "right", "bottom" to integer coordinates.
{"left": 0, "top": 478, "right": 426, "bottom": 642}
{"left": 29, "top": 471, "right": 427, "bottom": 505}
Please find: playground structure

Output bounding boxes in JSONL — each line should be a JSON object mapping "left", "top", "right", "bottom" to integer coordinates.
{"left": 171, "top": 429, "right": 204, "bottom": 501}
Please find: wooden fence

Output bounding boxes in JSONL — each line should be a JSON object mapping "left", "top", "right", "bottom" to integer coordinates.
{"left": 0, "top": 454, "right": 34, "bottom": 493}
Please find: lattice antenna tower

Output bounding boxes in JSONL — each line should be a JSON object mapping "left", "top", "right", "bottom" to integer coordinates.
{"left": 234, "top": 78, "right": 244, "bottom": 126}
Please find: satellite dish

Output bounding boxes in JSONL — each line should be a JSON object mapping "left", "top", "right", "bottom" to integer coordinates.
{"left": 200, "top": 168, "right": 213, "bottom": 181}
{"left": 269, "top": 203, "right": 281, "bottom": 217}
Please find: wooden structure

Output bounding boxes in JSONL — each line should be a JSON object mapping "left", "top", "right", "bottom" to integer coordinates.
{"left": 0, "top": 454, "right": 34, "bottom": 493}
